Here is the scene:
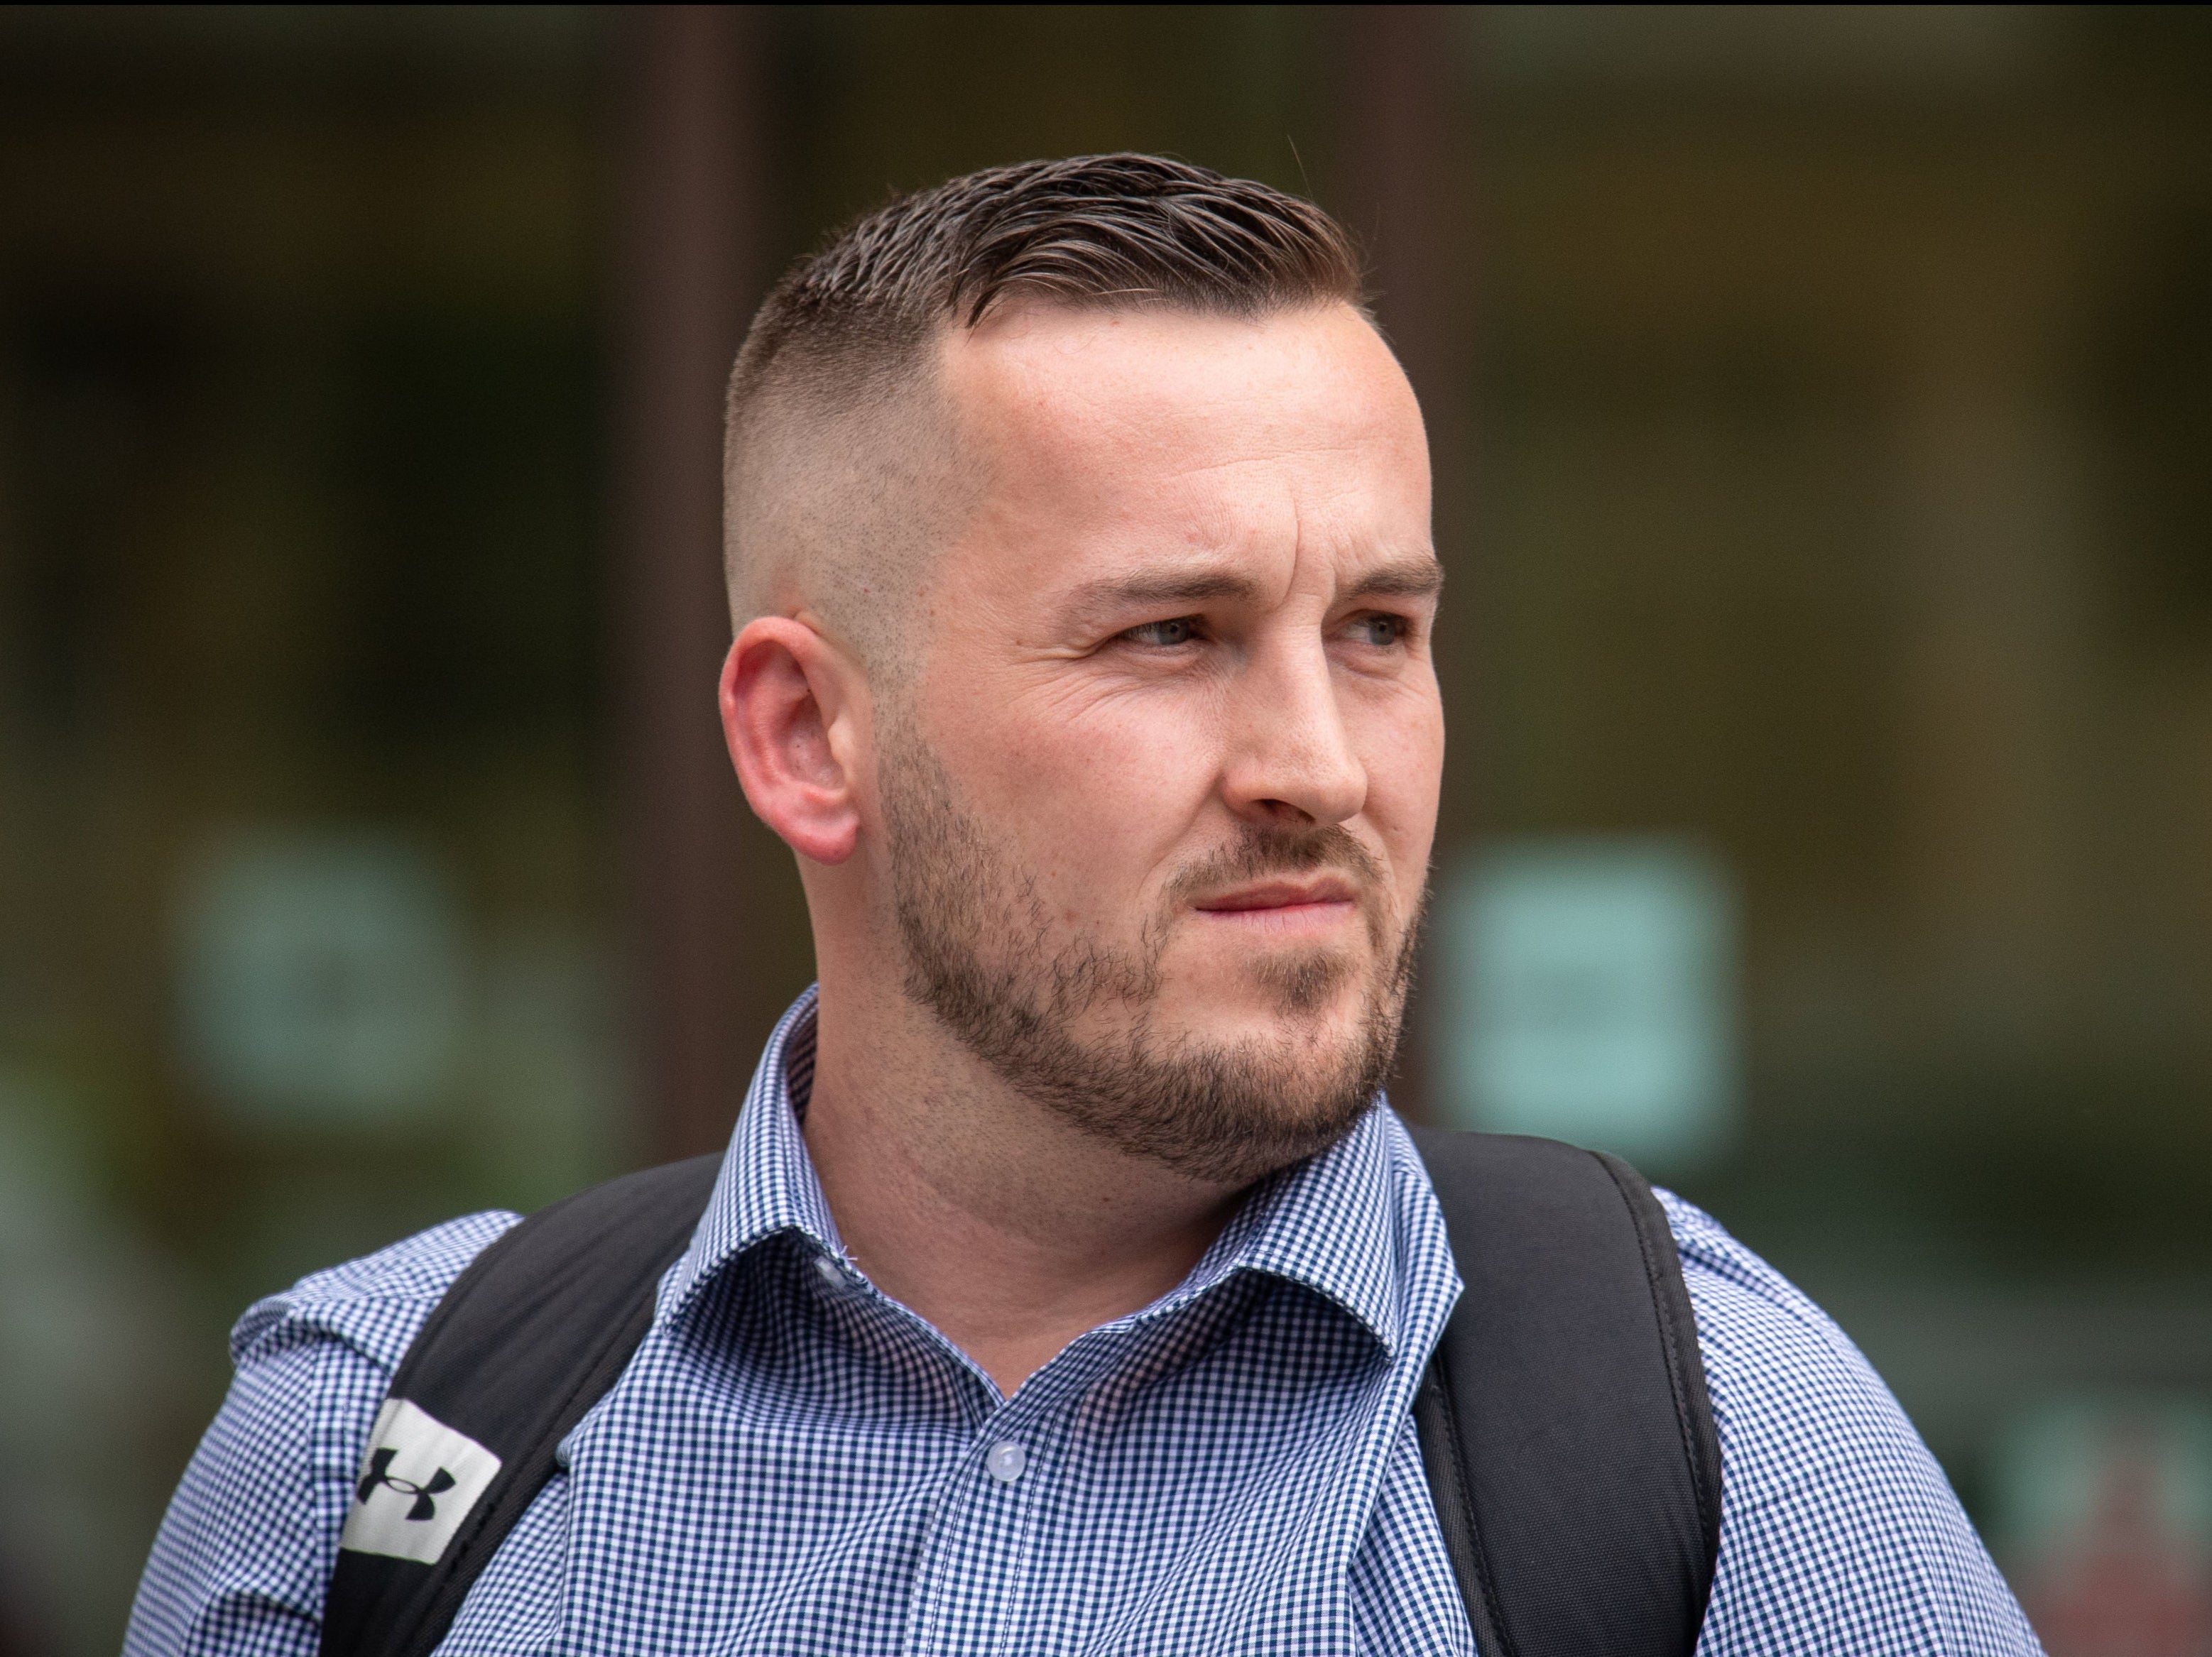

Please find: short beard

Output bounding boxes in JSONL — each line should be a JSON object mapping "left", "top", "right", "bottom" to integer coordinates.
{"left": 879, "top": 730, "right": 1424, "bottom": 1186}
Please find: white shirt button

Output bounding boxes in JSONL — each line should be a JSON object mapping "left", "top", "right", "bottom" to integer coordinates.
{"left": 986, "top": 1441, "right": 1028, "bottom": 1484}
{"left": 813, "top": 1254, "right": 846, "bottom": 1289}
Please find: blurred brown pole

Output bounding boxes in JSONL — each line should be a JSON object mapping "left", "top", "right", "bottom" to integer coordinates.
{"left": 1335, "top": 6, "right": 1463, "bottom": 454}
{"left": 614, "top": 5, "right": 763, "bottom": 1163}
{"left": 1333, "top": 4, "right": 1470, "bottom": 1125}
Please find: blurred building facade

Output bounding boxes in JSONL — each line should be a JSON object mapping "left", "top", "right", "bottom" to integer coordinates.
{"left": 0, "top": 6, "right": 2207, "bottom": 1651}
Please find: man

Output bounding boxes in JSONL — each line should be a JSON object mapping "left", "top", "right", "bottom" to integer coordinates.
{"left": 130, "top": 155, "right": 2038, "bottom": 1654}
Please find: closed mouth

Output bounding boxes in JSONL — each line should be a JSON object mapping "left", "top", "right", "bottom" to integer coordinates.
{"left": 1193, "top": 875, "right": 1361, "bottom": 915}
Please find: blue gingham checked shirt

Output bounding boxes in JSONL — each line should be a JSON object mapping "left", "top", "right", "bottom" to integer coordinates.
{"left": 130, "top": 988, "right": 2040, "bottom": 1655}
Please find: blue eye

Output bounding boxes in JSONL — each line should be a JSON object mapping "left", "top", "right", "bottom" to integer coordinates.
{"left": 1352, "top": 613, "right": 1407, "bottom": 647}
{"left": 1126, "top": 617, "right": 1201, "bottom": 647}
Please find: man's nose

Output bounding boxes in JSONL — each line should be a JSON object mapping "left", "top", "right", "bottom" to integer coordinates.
{"left": 1219, "top": 635, "right": 1368, "bottom": 828}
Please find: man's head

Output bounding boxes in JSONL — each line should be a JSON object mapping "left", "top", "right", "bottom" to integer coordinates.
{"left": 721, "top": 155, "right": 1444, "bottom": 1187}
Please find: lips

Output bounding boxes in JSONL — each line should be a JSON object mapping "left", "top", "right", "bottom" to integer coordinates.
{"left": 1194, "top": 875, "right": 1361, "bottom": 914}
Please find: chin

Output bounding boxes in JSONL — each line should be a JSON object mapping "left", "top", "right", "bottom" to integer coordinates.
{"left": 1164, "top": 949, "right": 1370, "bottom": 1041}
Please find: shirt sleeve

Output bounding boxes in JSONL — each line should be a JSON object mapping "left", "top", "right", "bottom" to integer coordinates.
{"left": 1657, "top": 1191, "right": 2045, "bottom": 1656}
{"left": 124, "top": 1212, "right": 518, "bottom": 1657}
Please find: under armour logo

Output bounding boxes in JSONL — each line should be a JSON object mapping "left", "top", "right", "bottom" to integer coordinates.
{"left": 340, "top": 1398, "right": 502, "bottom": 1565}
{"left": 356, "top": 1447, "right": 457, "bottom": 1521}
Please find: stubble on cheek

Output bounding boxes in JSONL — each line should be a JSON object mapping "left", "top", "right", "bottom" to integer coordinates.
{"left": 880, "top": 721, "right": 1426, "bottom": 1183}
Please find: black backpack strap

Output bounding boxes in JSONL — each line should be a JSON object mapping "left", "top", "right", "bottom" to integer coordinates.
{"left": 317, "top": 1154, "right": 721, "bottom": 1657}
{"left": 1406, "top": 1127, "right": 1724, "bottom": 1657}
{"left": 319, "top": 1131, "right": 1721, "bottom": 1657}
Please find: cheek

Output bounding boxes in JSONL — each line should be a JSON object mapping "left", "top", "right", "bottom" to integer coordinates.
{"left": 1349, "top": 685, "right": 1445, "bottom": 890}
{"left": 940, "top": 687, "right": 1223, "bottom": 908}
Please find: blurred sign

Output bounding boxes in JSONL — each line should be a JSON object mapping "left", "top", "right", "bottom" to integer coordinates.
{"left": 2000, "top": 1399, "right": 2212, "bottom": 1657}
{"left": 176, "top": 832, "right": 466, "bottom": 1126}
{"left": 1434, "top": 838, "right": 1737, "bottom": 1169}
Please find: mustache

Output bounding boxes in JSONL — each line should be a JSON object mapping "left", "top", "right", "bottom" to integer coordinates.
{"left": 1161, "top": 823, "right": 1388, "bottom": 910}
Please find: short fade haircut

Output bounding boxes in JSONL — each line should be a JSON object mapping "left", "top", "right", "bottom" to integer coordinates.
{"left": 722, "top": 154, "right": 1368, "bottom": 671}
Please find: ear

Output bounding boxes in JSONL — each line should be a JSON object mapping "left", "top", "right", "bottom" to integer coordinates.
{"left": 719, "top": 618, "right": 864, "bottom": 865}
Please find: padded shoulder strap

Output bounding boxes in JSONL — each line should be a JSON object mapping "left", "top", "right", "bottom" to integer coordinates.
{"left": 319, "top": 1132, "right": 1720, "bottom": 1657}
{"left": 1406, "top": 1128, "right": 1723, "bottom": 1657}
{"left": 318, "top": 1154, "right": 721, "bottom": 1657}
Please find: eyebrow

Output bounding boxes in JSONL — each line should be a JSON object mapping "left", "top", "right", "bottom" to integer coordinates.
{"left": 1343, "top": 557, "right": 1446, "bottom": 602}
{"left": 1060, "top": 554, "right": 1444, "bottom": 628}
{"left": 1064, "top": 569, "right": 1265, "bottom": 618}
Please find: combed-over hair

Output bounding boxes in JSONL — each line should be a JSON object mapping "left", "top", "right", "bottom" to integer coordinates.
{"left": 731, "top": 153, "right": 1363, "bottom": 414}
{"left": 721, "top": 155, "right": 1368, "bottom": 664}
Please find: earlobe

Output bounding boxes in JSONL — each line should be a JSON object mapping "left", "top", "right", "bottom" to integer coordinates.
{"left": 719, "top": 620, "right": 863, "bottom": 865}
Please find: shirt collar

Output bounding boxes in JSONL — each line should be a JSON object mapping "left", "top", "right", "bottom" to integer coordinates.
{"left": 661, "top": 985, "right": 1459, "bottom": 1369}
{"left": 1182, "top": 1099, "right": 1452, "bottom": 1363}
{"left": 659, "top": 987, "right": 837, "bottom": 1318}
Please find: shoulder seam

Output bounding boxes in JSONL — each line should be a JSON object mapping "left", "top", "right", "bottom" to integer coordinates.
{"left": 231, "top": 1211, "right": 523, "bottom": 1367}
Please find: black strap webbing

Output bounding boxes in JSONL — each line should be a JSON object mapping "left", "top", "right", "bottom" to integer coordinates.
{"left": 1406, "top": 1128, "right": 1723, "bottom": 1657}
{"left": 320, "top": 1132, "right": 1721, "bottom": 1657}
{"left": 318, "top": 1154, "right": 721, "bottom": 1657}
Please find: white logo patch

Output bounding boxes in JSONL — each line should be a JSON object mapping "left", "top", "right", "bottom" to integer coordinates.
{"left": 340, "top": 1397, "right": 502, "bottom": 1564}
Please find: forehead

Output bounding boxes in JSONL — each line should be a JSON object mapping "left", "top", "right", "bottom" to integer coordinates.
{"left": 933, "top": 302, "right": 1432, "bottom": 591}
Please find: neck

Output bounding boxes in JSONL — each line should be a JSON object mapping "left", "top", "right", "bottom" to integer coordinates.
{"left": 800, "top": 974, "right": 1241, "bottom": 1398}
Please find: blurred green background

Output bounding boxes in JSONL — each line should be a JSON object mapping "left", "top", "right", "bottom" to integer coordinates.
{"left": 2, "top": 6, "right": 2209, "bottom": 1651}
